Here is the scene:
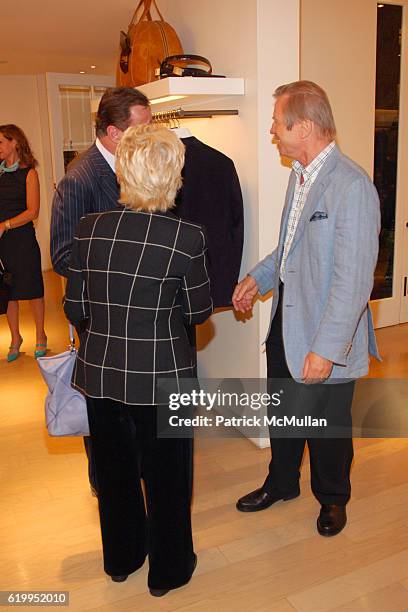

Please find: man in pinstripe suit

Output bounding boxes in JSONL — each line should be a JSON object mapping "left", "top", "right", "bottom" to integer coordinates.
{"left": 50, "top": 87, "right": 152, "bottom": 494}
{"left": 51, "top": 87, "right": 151, "bottom": 275}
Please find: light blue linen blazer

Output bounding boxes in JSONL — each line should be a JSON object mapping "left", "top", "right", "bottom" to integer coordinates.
{"left": 250, "top": 145, "right": 381, "bottom": 381}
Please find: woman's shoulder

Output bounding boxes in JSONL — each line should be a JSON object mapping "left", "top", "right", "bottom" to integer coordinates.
{"left": 151, "top": 211, "right": 207, "bottom": 251}
{"left": 25, "top": 167, "right": 38, "bottom": 180}
{"left": 78, "top": 209, "right": 124, "bottom": 230}
{"left": 152, "top": 210, "right": 205, "bottom": 234}
{"left": 10, "top": 166, "right": 33, "bottom": 187}
{"left": 13, "top": 165, "right": 31, "bottom": 176}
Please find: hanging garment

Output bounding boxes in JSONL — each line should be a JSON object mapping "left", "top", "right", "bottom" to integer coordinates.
{"left": 174, "top": 136, "right": 244, "bottom": 309}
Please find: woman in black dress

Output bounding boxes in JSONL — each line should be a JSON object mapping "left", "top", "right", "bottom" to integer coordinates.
{"left": 0, "top": 125, "right": 47, "bottom": 362}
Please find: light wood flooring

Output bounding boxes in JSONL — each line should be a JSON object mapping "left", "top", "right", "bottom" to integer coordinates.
{"left": 1, "top": 271, "right": 408, "bottom": 611}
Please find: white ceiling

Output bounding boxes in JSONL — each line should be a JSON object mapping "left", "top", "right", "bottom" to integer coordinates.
{"left": 0, "top": 0, "right": 143, "bottom": 76}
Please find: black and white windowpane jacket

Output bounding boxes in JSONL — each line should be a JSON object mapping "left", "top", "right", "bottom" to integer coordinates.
{"left": 64, "top": 209, "right": 213, "bottom": 405}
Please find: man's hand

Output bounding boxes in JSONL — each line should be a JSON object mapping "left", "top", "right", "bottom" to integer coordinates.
{"left": 232, "top": 275, "right": 259, "bottom": 313}
{"left": 302, "top": 351, "right": 333, "bottom": 384}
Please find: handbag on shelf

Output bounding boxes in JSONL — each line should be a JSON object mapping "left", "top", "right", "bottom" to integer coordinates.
{"left": 37, "top": 324, "right": 90, "bottom": 437}
{"left": 0, "top": 256, "right": 12, "bottom": 315}
{"left": 116, "top": 0, "right": 184, "bottom": 87}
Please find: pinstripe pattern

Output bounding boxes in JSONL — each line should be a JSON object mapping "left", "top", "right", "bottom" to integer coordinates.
{"left": 63, "top": 209, "right": 213, "bottom": 405}
{"left": 50, "top": 144, "right": 122, "bottom": 277}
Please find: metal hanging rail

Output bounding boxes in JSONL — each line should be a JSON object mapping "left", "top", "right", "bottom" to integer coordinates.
{"left": 152, "top": 107, "right": 239, "bottom": 122}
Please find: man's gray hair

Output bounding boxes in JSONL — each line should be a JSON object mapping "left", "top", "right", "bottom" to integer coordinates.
{"left": 274, "top": 80, "right": 336, "bottom": 139}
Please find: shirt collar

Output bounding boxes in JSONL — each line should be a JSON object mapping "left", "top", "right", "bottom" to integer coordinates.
{"left": 95, "top": 138, "right": 116, "bottom": 173}
{"left": 292, "top": 141, "right": 335, "bottom": 182}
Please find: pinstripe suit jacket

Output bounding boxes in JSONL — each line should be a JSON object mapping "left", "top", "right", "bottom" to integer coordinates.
{"left": 63, "top": 209, "right": 213, "bottom": 405}
{"left": 51, "top": 144, "right": 121, "bottom": 277}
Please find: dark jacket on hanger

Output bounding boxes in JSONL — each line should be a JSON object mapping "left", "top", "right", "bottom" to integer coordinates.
{"left": 175, "top": 136, "right": 244, "bottom": 309}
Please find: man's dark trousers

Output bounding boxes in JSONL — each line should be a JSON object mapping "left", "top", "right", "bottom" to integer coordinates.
{"left": 263, "top": 284, "right": 355, "bottom": 506}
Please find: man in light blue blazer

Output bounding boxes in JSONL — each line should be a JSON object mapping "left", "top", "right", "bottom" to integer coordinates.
{"left": 233, "top": 81, "right": 380, "bottom": 536}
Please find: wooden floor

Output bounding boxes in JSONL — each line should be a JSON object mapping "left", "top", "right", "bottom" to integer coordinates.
{"left": 1, "top": 271, "right": 408, "bottom": 611}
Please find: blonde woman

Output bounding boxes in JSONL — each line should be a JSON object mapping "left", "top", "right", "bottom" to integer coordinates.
{"left": 64, "top": 125, "right": 212, "bottom": 596}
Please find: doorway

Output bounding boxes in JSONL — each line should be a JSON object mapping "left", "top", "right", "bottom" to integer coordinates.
{"left": 370, "top": 2, "right": 408, "bottom": 327}
{"left": 45, "top": 73, "right": 114, "bottom": 187}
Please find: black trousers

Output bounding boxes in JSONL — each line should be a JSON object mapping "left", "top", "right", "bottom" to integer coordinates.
{"left": 83, "top": 436, "right": 97, "bottom": 492}
{"left": 86, "top": 398, "right": 195, "bottom": 590}
{"left": 263, "top": 285, "right": 355, "bottom": 506}
{"left": 75, "top": 325, "right": 97, "bottom": 493}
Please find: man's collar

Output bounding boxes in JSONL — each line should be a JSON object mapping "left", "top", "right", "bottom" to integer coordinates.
{"left": 95, "top": 138, "right": 116, "bottom": 173}
{"left": 292, "top": 141, "right": 336, "bottom": 178}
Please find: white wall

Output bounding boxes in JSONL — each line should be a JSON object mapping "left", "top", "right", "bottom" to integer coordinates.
{"left": 157, "top": 0, "right": 300, "bottom": 381}
{"left": 157, "top": 0, "right": 259, "bottom": 378}
{"left": 300, "top": 0, "right": 377, "bottom": 175}
{"left": 0, "top": 75, "right": 52, "bottom": 269}
{"left": 257, "top": 0, "right": 300, "bottom": 377}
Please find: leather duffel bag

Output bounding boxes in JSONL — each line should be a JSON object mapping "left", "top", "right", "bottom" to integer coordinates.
{"left": 116, "top": 0, "right": 184, "bottom": 87}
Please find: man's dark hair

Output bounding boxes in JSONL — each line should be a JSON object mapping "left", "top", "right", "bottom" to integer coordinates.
{"left": 95, "top": 87, "right": 150, "bottom": 137}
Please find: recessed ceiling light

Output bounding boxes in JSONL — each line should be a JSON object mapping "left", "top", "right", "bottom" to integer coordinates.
{"left": 79, "top": 71, "right": 86, "bottom": 74}
{"left": 90, "top": 65, "right": 96, "bottom": 69}
{"left": 378, "top": 3, "right": 384, "bottom": 7}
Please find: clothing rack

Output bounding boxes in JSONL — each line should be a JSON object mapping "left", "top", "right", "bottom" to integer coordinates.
{"left": 152, "top": 107, "right": 239, "bottom": 123}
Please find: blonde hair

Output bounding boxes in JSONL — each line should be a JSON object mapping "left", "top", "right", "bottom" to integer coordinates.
{"left": 116, "top": 124, "right": 185, "bottom": 211}
{"left": 274, "top": 80, "right": 336, "bottom": 140}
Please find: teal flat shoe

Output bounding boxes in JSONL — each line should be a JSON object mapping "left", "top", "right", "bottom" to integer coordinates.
{"left": 7, "top": 337, "right": 23, "bottom": 362}
{"left": 34, "top": 341, "right": 47, "bottom": 359}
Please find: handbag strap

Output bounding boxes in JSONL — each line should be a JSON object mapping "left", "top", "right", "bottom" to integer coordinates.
{"left": 130, "top": 0, "right": 148, "bottom": 23}
{"left": 130, "top": 0, "right": 164, "bottom": 25}
{"left": 68, "top": 324, "right": 76, "bottom": 351}
{"left": 149, "top": 0, "right": 164, "bottom": 20}
{"left": 139, "top": 0, "right": 153, "bottom": 22}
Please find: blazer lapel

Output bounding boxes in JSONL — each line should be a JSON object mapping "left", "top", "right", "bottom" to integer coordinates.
{"left": 287, "top": 145, "right": 340, "bottom": 256}
{"left": 89, "top": 144, "right": 120, "bottom": 207}
{"left": 100, "top": 173, "right": 120, "bottom": 207}
{"left": 277, "top": 171, "right": 296, "bottom": 262}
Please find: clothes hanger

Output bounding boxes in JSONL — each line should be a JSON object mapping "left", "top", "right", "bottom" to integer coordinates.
{"left": 172, "top": 126, "right": 193, "bottom": 138}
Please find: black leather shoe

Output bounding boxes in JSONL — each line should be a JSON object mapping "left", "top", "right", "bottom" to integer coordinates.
{"left": 149, "top": 587, "right": 169, "bottom": 597}
{"left": 236, "top": 487, "right": 300, "bottom": 512}
{"left": 317, "top": 504, "right": 347, "bottom": 537}
{"left": 111, "top": 574, "right": 128, "bottom": 582}
{"left": 149, "top": 554, "right": 197, "bottom": 597}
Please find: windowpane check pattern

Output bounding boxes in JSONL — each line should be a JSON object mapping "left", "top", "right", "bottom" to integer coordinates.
{"left": 64, "top": 209, "right": 213, "bottom": 405}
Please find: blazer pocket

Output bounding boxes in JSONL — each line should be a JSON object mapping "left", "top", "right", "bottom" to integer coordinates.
{"left": 310, "top": 211, "right": 328, "bottom": 222}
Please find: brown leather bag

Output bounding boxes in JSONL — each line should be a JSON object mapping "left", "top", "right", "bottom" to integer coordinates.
{"left": 116, "top": 0, "right": 184, "bottom": 87}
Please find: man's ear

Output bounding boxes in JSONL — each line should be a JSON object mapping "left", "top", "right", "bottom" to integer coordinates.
{"left": 106, "top": 125, "right": 123, "bottom": 144}
{"left": 299, "top": 119, "right": 313, "bottom": 139}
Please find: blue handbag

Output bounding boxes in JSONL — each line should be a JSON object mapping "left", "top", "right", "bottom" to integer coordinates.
{"left": 37, "top": 324, "right": 90, "bottom": 436}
